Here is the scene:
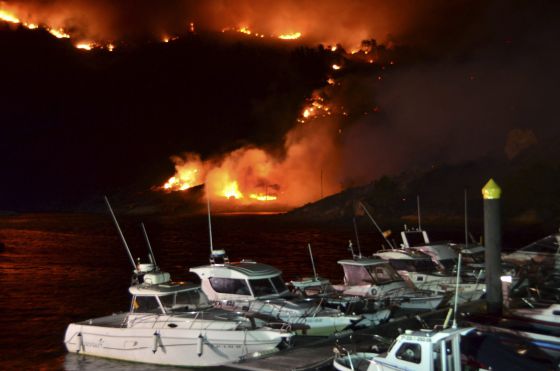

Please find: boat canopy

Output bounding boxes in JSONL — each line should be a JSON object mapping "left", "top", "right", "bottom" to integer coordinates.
{"left": 191, "top": 261, "right": 289, "bottom": 298}
{"left": 129, "top": 282, "right": 212, "bottom": 313}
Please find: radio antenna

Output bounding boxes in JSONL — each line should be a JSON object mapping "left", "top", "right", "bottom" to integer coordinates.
{"left": 104, "top": 196, "right": 136, "bottom": 270}
{"left": 141, "top": 222, "right": 157, "bottom": 268}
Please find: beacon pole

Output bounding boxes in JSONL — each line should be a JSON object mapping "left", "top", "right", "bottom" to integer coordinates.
{"left": 482, "top": 179, "right": 503, "bottom": 315}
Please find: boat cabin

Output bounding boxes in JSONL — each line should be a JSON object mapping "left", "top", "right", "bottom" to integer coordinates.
{"left": 401, "top": 228, "right": 458, "bottom": 271}
{"left": 337, "top": 258, "right": 403, "bottom": 286}
{"left": 374, "top": 250, "right": 442, "bottom": 274}
{"left": 190, "top": 260, "right": 290, "bottom": 301}
{"left": 503, "top": 234, "right": 560, "bottom": 266}
{"left": 128, "top": 274, "right": 212, "bottom": 314}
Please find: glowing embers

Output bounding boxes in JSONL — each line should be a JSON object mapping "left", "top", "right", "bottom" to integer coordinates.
{"left": 222, "top": 26, "right": 302, "bottom": 41}
{"left": 222, "top": 26, "right": 265, "bottom": 39}
{"left": 298, "top": 94, "right": 332, "bottom": 123}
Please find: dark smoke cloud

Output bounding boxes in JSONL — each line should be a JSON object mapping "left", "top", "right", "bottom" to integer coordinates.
{"left": 337, "top": 0, "right": 560, "bottom": 185}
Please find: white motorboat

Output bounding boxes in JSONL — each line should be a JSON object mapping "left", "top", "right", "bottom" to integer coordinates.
{"left": 503, "top": 233, "right": 560, "bottom": 267}
{"left": 64, "top": 266, "right": 292, "bottom": 367}
{"left": 400, "top": 227, "right": 460, "bottom": 271}
{"left": 190, "top": 254, "right": 365, "bottom": 336}
{"left": 374, "top": 249, "right": 485, "bottom": 304}
{"left": 334, "top": 258, "right": 447, "bottom": 310}
{"left": 333, "top": 327, "right": 485, "bottom": 371}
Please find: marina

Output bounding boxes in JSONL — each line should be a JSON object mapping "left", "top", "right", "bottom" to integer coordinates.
{"left": 1, "top": 2, "right": 559, "bottom": 369}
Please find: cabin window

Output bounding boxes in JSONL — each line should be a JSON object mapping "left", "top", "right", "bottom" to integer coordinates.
{"left": 396, "top": 342, "right": 422, "bottom": 364}
{"left": 270, "top": 276, "right": 288, "bottom": 293}
{"left": 343, "top": 265, "right": 373, "bottom": 285}
{"left": 132, "top": 296, "right": 161, "bottom": 313}
{"left": 367, "top": 264, "right": 402, "bottom": 284}
{"left": 404, "top": 232, "right": 427, "bottom": 247}
{"left": 439, "top": 259, "right": 456, "bottom": 271}
{"left": 209, "top": 277, "right": 251, "bottom": 295}
{"left": 159, "top": 289, "right": 211, "bottom": 311}
{"left": 249, "top": 278, "right": 276, "bottom": 297}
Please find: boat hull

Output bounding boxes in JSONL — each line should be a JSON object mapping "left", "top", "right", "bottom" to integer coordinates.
{"left": 64, "top": 322, "right": 287, "bottom": 367}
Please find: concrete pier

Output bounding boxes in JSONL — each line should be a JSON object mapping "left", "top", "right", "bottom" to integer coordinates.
{"left": 482, "top": 179, "right": 503, "bottom": 315}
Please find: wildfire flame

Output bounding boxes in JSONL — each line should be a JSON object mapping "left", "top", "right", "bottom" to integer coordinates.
{"left": 0, "top": 7, "right": 110, "bottom": 51}
{"left": 222, "top": 181, "right": 243, "bottom": 199}
{"left": 0, "top": 9, "right": 19, "bottom": 24}
{"left": 48, "top": 28, "right": 70, "bottom": 39}
{"left": 221, "top": 26, "right": 301, "bottom": 41}
{"left": 161, "top": 151, "right": 279, "bottom": 203}
{"left": 278, "top": 32, "right": 301, "bottom": 40}
{"left": 76, "top": 42, "right": 94, "bottom": 50}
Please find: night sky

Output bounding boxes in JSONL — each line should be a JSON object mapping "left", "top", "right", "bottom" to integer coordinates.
{"left": 1, "top": 0, "right": 559, "bottom": 212}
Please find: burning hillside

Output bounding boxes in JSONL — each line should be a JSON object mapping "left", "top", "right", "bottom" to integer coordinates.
{"left": 1, "top": 0, "right": 559, "bottom": 214}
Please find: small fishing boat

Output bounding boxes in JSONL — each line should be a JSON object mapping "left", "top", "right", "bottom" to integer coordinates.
{"left": 190, "top": 253, "right": 367, "bottom": 336}
{"left": 333, "top": 326, "right": 485, "bottom": 371}
{"left": 333, "top": 258, "right": 447, "bottom": 310}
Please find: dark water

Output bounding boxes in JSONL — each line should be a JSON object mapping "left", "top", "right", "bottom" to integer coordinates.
{"left": 0, "top": 213, "right": 544, "bottom": 370}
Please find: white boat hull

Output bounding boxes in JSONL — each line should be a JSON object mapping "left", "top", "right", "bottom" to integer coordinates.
{"left": 64, "top": 320, "right": 288, "bottom": 367}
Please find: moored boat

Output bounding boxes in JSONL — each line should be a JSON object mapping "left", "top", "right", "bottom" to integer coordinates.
{"left": 334, "top": 257, "right": 447, "bottom": 311}
{"left": 190, "top": 254, "right": 366, "bottom": 336}
{"left": 64, "top": 269, "right": 292, "bottom": 367}
{"left": 373, "top": 249, "right": 485, "bottom": 304}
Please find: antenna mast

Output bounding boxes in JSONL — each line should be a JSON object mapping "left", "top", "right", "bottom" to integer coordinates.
{"left": 207, "top": 195, "right": 214, "bottom": 255}
{"left": 417, "top": 194, "right": 422, "bottom": 230}
{"left": 307, "top": 243, "right": 318, "bottom": 280}
{"left": 452, "top": 253, "right": 462, "bottom": 329}
{"left": 141, "top": 222, "right": 158, "bottom": 268}
{"left": 104, "top": 196, "right": 136, "bottom": 270}
{"left": 464, "top": 189, "right": 469, "bottom": 249}
{"left": 353, "top": 217, "right": 362, "bottom": 258}
{"left": 360, "top": 202, "right": 395, "bottom": 249}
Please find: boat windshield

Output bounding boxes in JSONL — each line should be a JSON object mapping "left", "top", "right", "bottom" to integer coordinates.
{"left": 209, "top": 277, "right": 251, "bottom": 295}
{"left": 271, "top": 275, "right": 288, "bottom": 294}
{"left": 249, "top": 278, "right": 278, "bottom": 297}
{"left": 366, "top": 263, "right": 402, "bottom": 284}
{"left": 343, "top": 263, "right": 402, "bottom": 285}
{"left": 519, "top": 235, "right": 560, "bottom": 254}
{"left": 159, "top": 289, "right": 212, "bottom": 311}
{"left": 404, "top": 231, "right": 428, "bottom": 247}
